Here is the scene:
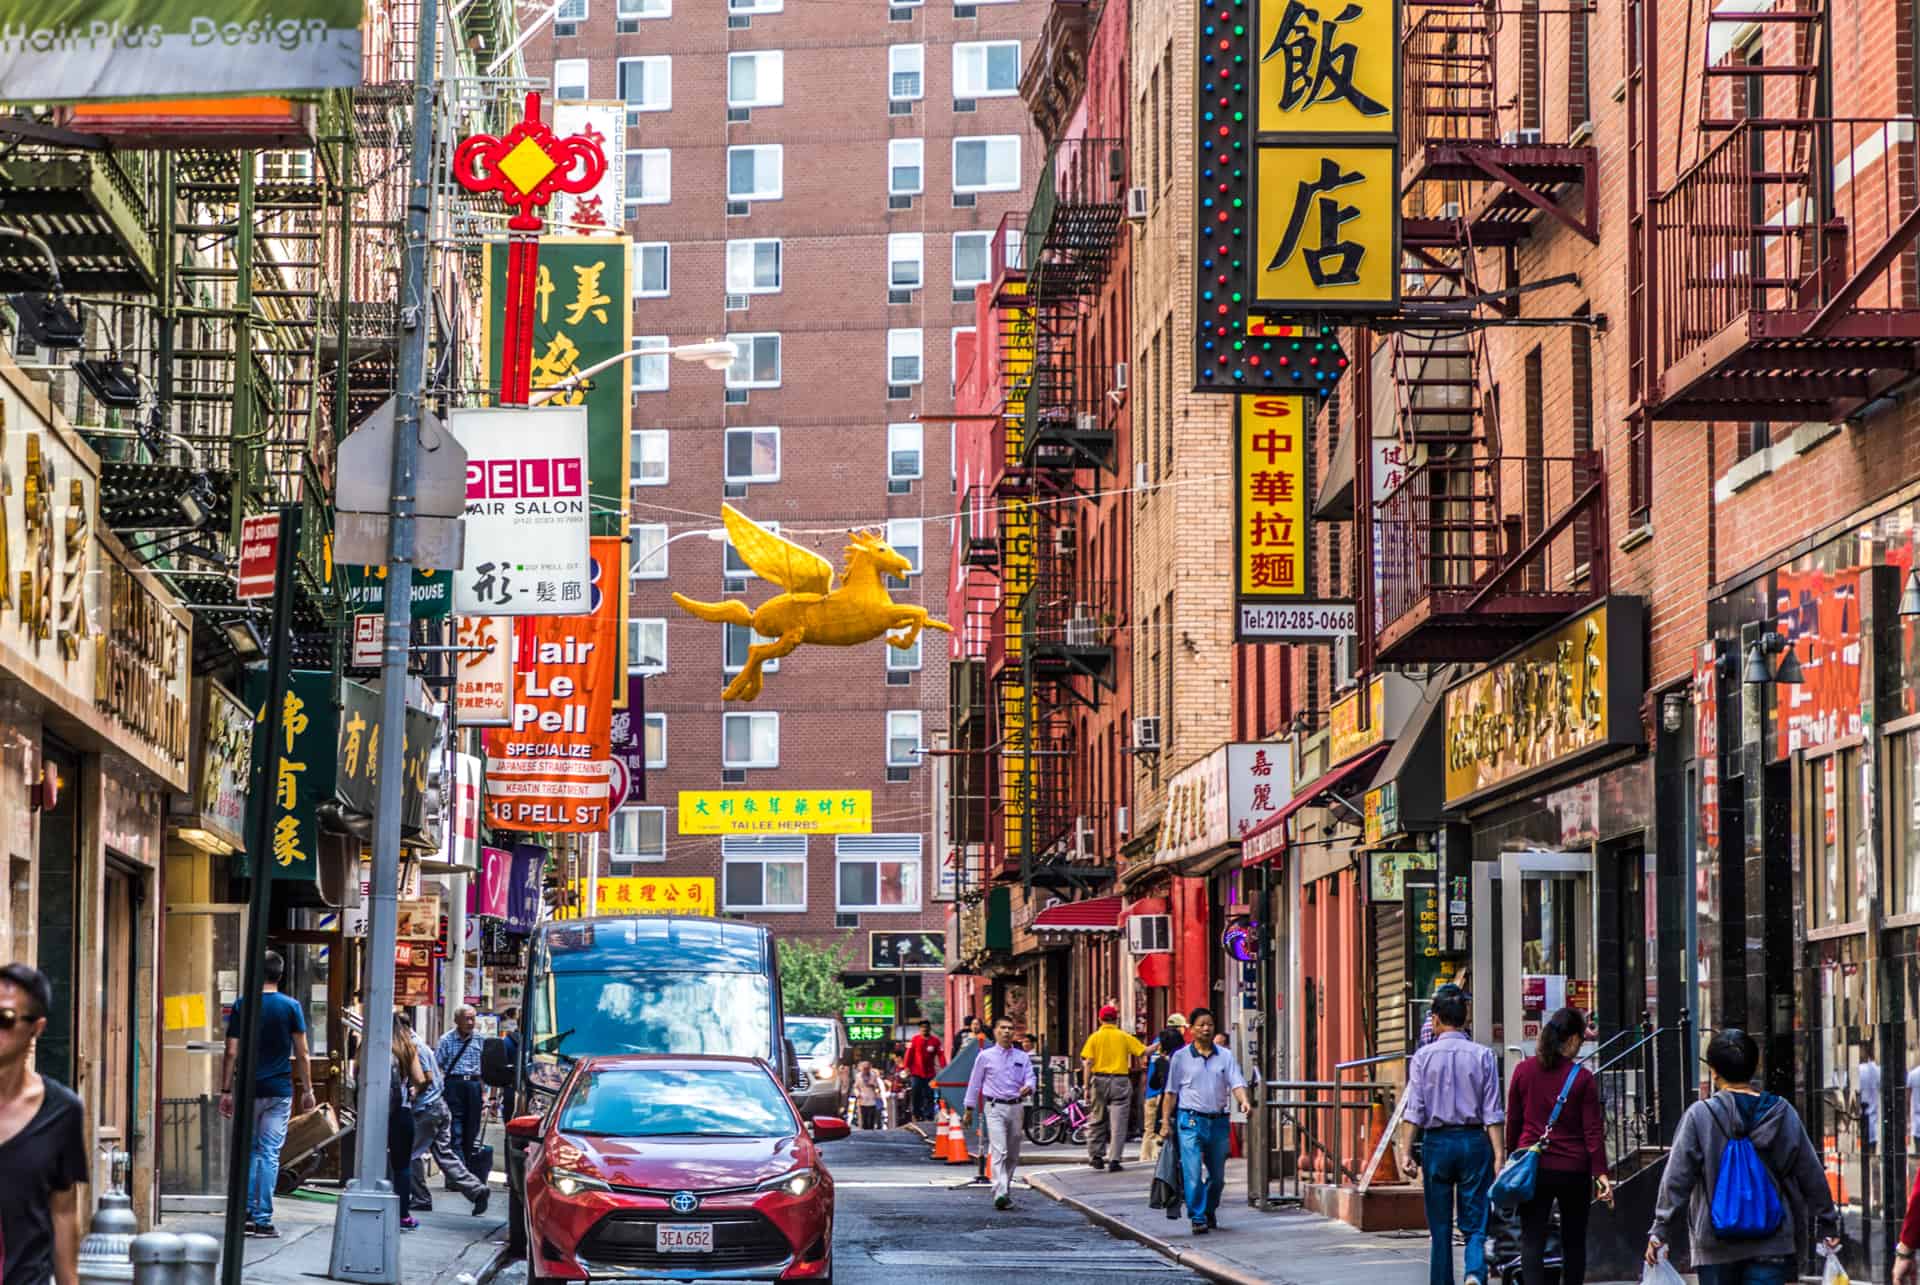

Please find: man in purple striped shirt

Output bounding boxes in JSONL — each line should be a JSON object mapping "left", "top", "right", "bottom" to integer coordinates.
{"left": 964, "top": 1017, "right": 1036, "bottom": 1209}
{"left": 1404, "top": 985, "right": 1505, "bottom": 1285}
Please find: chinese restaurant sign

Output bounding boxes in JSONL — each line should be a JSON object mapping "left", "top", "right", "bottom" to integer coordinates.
{"left": 240, "top": 669, "right": 336, "bottom": 881}
{"left": 482, "top": 537, "right": 625, "bottom": 832}
{"left": 1153, "top": 742, "right": 1295, "bottom": 863}
{"left": 336, "top": 679, "right": 439, "bottom": 834}
{"left": 1234, "top": 395, "right": 1352, "bottom": 641}
{"left": 1443, "top": 598, "right": 1646, "bottom": 806}
{"left": 1191, "top": 0, "right": 1397, "bottom": 393}
{"left": 591, "top": 877, "right": 714, "bottom": 917}
{"left": 337, "top": 564, "right": 452, "bottom": 621}
{"left": 678, "top": 789, "right": 874, "bottom": 835}
{"left": 0, "top": 0, "right": 364, "bottom": 102}
{"left": 484, "top": 237, "right": 633, "bottom": 537}
{"left": 449, "top": 406, "right": 592, "bottom": 617}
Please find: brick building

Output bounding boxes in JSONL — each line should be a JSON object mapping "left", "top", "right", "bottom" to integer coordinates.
{"left": 521, "top": 0, "right": 1047, "bottom": 1022}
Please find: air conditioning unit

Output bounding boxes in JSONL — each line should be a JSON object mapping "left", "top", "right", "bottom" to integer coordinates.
{"left": 1125, "top": 186, "right": 1149, "bottom": 221}
{"left": 1052, "top": 526, "right": 1074, "bottom": 555}
{"left": 725, "top": 293, "right": 750, "bottom": 311}
{"left": 1065, "top": 604, "right": 1097, "bottom": 647}
{"left": 1116, "top": 805, "right": 1130, "bottom": 837}
{"left": 1127, "top": 913, "right": 1172, "bottom": 954}
{"left": 1134, "top": 461, "right": 1151, "bottom": 492}
{"left": 1075, "top": 410, "right": 1099, "bottom": 433}
{"left": 1113, "top": 360, "right": 1128, "bottom": 391}
{"left": 1133, "top": 716, "right": 1161, "bottom": 751}
{"left": 1440, "top": 201, "right": 1463, "bottom": 220}
{"left": 1500, "top": 128, "right": 1544, "bottom": 145}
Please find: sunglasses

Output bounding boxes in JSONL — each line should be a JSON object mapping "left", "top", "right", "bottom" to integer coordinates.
{"left": 0, "top": 1007, "right": 40, "bottom": 1031}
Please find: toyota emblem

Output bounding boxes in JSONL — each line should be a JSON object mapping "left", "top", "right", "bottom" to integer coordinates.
{"left": 669, "top": 1191, "right": 699, "bottom": 1214}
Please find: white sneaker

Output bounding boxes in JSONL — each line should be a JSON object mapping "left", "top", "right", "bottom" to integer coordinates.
{"left": 1464, "top": 1275, "right": 1483, "bottom": 1285}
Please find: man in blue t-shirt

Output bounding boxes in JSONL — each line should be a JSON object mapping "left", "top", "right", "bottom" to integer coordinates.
{"left": 219, "top": 951, "right": 315, "bottom": 1237}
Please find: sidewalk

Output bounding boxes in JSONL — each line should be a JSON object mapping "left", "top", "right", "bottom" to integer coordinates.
{"left": 902, "top": 1119, "right": 1149, "bottom": 1167}
{"left": 160, "top": 1188, "right": 508, "bottom": 1285}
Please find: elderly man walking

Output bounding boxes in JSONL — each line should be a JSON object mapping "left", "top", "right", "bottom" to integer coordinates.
{"left": 435, "top": 1005, "right": 486, "bottom": 1180}
{"left": 1403, "top": 983, "right": 1505, "bottom": 1285}
{"left": 1082, "top": 1004, "right": 1145, "bottom": 1171}
{"left": 964, "top": 1017, "right": 1036, "bottom": 1210}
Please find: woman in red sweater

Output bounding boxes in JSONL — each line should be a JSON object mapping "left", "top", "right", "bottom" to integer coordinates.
{"left": 1505, "top": 1007, "right": 1614, "bottom": 1285}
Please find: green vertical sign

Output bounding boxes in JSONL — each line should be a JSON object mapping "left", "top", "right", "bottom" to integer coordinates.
{"left": 237, "top": 670, "right": 338, "bottom": 882}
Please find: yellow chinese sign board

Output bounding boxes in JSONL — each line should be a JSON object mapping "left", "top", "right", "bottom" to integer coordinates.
{"left": 1000, "top": 284, "right": 1036, "bottom": 863}
{"left": 1327, "top": 674, "right": 1389, "bottom": 766}
{"left": 1255, "top": 143, "right": 1399, "bottom": 311}
{"left": 1255, "top": 0, "right": 1398, "bottom": 135}
{"left": 678, "top": 790, "right": 874, "bottom": 835}
{"left": 1234, "top": 395, "right": 1354, "bottom": 642}
{"left": 1442, "top": 599, "right": 1645, "bottom": 805}
{"left": 593, "top": 877, "right": 715, "bottom": 916}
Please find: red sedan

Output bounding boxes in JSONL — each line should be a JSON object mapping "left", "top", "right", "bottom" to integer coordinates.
{"left": 510, "top": 1053, "right": 849, "bottom": 1283}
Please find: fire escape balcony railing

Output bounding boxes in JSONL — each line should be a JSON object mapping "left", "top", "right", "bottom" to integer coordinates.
{"left": 990, "top": 212, "right": 1029, "bottom": 305}
{"left": 0, "top": 150, "right": 159, "bottom": 295}
{"left": 1650, "top": 116, "right": 1920, "bottom": 421}
{"left": 1027, "top": 136, "right": 1127, "bottom": 301}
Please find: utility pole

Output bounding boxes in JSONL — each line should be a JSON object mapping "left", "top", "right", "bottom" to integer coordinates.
{"left": 329, "top": 0, "right": 437, "bottom": 1275}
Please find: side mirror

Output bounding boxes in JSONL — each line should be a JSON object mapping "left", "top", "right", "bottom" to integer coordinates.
{"left": 480, "top": 1037, "right": 514, "bottom": 1089}
{"left": 809, "top": 1116, "right": 851, "bottom": 1143}
{"left": 505, "top": 1114, "right": 544, "bottom": 1142}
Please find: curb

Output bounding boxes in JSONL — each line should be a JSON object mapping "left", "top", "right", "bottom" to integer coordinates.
{"left": 473, "top": 1243, "right": 515, "bottom": 1284}
{"left": 1026, "top": 1171, "right": 1268, "bottom": 1285}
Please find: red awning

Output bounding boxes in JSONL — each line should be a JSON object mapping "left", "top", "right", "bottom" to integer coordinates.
{"left": 1031, "top": 894, "right": 1125, "bottom": 933}
{"left": 1242, "top": 742, "right": 1392, "bottom": 866}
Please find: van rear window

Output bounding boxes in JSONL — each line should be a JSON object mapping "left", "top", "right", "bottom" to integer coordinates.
{"left": 529, "top": 971, "right": 774, "bottom": 1067}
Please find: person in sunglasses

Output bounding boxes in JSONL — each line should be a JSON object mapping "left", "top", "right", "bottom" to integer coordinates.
{"left": 0, "top": 963, "right": 86, "bottom": 1285}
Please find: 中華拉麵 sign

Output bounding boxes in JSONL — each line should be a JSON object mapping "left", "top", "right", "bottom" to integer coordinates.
{"left": 1234, "top": 395, "right": 1353, "bottom": 642}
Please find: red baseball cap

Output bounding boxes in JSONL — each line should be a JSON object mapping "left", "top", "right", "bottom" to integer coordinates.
{"left": 1098, "top": 1004, "right": 1119, "bottom": 1022}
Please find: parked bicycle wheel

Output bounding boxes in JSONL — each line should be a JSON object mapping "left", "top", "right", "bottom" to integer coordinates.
{"left": 1069, "top": 1123, "right": 1090, "bottom": 1146}
{"left": 1024, "top": 1109, "right": 1065, "bottom": 1147}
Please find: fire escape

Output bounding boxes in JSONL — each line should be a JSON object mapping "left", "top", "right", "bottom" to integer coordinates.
{"left": 1374, "top": 0, "right": 1609, "bottom": 662}
{"left": 1633, "top": 0, "right": 1920, "bottom": 424}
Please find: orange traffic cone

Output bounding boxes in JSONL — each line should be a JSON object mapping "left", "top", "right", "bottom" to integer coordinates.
{"left": 948, "top": 1109, "right": 973, "bottom": 1164}
{"left": 930, "top": 1105, "right": 951, "bottom": 1160}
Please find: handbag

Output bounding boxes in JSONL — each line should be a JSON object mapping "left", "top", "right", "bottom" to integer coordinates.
{"left": 1489, "top": 1063, "right": 1582, "bottom": 1211}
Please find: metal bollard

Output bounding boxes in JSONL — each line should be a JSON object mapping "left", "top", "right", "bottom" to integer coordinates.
{"left": 177, "top": 1233, "right": 221, "bottom": 1285}
{"left": 129, "top": 1232, "right": 185, "bottom": 1285}
{"left": 75, "top": 1186, "right": 138, "bottom": 1284}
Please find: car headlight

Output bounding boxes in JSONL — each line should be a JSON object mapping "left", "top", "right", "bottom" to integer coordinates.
{"left": 758, "top": 1168, "right": 818, "bottom": 1198}
{"left": 551, "top": 1168, "right": 610, "bottom": 1197}
{"left": 808, "top": 1059, "right": 836, "bottom": 1079}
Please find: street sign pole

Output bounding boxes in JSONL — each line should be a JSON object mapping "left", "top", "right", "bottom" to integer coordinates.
{"left": 330, "top": 0, "right": 436, "bottom": 1276}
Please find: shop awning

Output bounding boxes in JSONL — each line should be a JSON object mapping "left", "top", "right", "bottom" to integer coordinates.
{"left": 1241, "top": 742, "right": 1391, "bottom": 865}
{"left": 1031, "top": 894, "right": 1125, "bottom": 933}
{"left": 1314, "top": 419, "right": 1357, "bottom": 520}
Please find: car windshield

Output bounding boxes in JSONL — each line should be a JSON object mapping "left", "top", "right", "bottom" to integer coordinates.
{"left": 528, "top": 971, "right": 774, "bottom": 1075}
{"left": 787, "top": 1019, "right": 835, "bottom": 1057}
{"left": 557, "top": 1066, "right": 796, "bottom": 1138}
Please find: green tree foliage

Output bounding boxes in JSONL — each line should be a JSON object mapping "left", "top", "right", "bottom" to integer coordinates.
{"left": 777, "top": 934, "right": 868, "bottom": 1016}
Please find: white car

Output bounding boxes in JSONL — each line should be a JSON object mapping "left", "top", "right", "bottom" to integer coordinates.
{"left": 787, "top": 1015, "right": 850, "bottom": 1120}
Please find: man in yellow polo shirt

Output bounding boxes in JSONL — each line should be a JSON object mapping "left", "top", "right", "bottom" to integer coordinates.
{"left": 1081, "top": 1004, "right": 1146, "bottom": 1171}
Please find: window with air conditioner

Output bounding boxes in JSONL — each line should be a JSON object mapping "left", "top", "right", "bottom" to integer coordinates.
{"left": 616, "top": 56, "right": 671, "bottom": 115}
{"left": 725, "top": 332, "right": 781, "bottom": 388}
{"left": 886, "top": 625, "right": 922, "bottom": 672}
{"left": 725, "top": 239, "right": 782, "bottom": 293}
{"left": 554, "top": 58, "right": 591, "bottom": 100}
{"left": 634, "top": 334, "right": 669, "bottom": 391}
{"left": 723, "top": 711, "right": 779, "bottom": 768}
{"left": 628, "top": 617, "right": 667, "bottom": 674}
{"left": 1127, "top": 913, "right": 1172, "bottom": 954}
{"left": 728, "top": 51, "right": 784, "bottom": 107}
{"left": 643, "top": 712, "right": 667, "bottom": 769}
{"left": 887, "top": 234, "right": 924, "bottom": 290}
{"left": 889, "top": 139, "right": 924, "bottom": 195}
{"left": 953, "top": 135, "right": 1020, "bottom": 192}
{"left": 723, "top": 836, "right": 806, "bottom": 911}
{"left": 886, "top": 519, "right": 922, "bottom": 584}
{"left": 836, "top": 834, "right": 922, "bottom": 912}
{"left": 889, "top": 44, "right": 924, "bottom": 101}
{"left": 951, "top": 231, "right": 993, "bottom": 289}
{"left": 632, "top": 524, "right": 670, "bottom": 579}
{"left": 724, "top": 521, "right": 775, "bottom": 581}
{"left": 887, "top": 328, "right": 923, "bottom": 385}
{"left": 625, "top": 148, "right": 671, "bottom": 207}
{"left": 723, "top": 622, "right": 782, "bottom": 674}
{"left": 952, "top": 41, "right": 1020, "bottom": 98}
{"left": 725, "top": 426, "right": 781, "bottom": 483}
{"left": 610, "top": 806, "right": 667, "bottom": 866}
{"left": 887, "top": 422, "right": 922, "bottom": 480}
{"left": 633, "top": 242, "right": 670, "bottom": 297}
{"left": 727, "top": 145, "right": 783, "bottom": 201}
{"left": 631, "top": 429, "right": 669, "bottom": 486}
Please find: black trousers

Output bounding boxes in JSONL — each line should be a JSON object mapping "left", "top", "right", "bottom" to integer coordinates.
{"left": 443, "top": 1077, "right": 484, "bottom": 1174}
{"left": 1518, "top": 1167, "right": 1592, "bottom": 1285}
{"left": 387, "top": 1101, "right": 416, "bottom": 1219}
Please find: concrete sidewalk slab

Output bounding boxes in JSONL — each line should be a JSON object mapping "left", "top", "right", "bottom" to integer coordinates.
{"left": 160, "top": 1188, "right": 508, "bottom": 1285}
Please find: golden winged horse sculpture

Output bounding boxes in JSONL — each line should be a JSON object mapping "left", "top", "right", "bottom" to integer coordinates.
{"left": 673, "top": 505, "right": 954, "bottom": 701}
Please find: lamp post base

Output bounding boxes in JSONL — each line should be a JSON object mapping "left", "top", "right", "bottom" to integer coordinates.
{"left": 327, "top": 1181, "right": 402, "bottom": 1283}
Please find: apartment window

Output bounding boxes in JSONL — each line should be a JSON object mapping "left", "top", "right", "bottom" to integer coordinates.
{"left": 725, "top": 333, "right": 782, "bottom": 388}
{"left": 619, "top": 0, "right": 670, "bottom": 16}
{"left": 633, "top": 242, "right": 670, "bottom": 297}
{"left": 889, "top": 139, "right": 924, "bottom": 195}
{"left": 727, "top": 145, "right": 783, "bottom": 200}
{"left": 632, "top": 524, "right": 670, "bottom": 579}
{"left": 953, "top": 135, "right": 1020, "bottom": 192}
{"left": 631, "top": 429, "right": 668, "bottom": 486}
{"left": 887, "top": 328, "right": 923, "bottom": 384}
{"left": 610, "top": 806, "right": 666, "bottom": 865}
{"left": 628, "top": 617, "right": 667, "bottom": 674}
{"left": 554, "top": 58, "right": 590, "bottom": 100}
{"left": 723, "top": 711, "right": 779, "bottom": 768}
{"left": 1160, "top": 47, "right": 1173, "bottom": 186}
{"left": 886, "top": 518, "right": 922, "bottom": 577}
{"left": 835, "top": 834, "right": 922, "bottom": 911}
{"left": 726, "top": 238, "right": 782, "bottom": 293}
{"left": 723, "top": 622, "right": 781, "bottom": 673}
{"left": 728, "top": 51, "right": 784, "bottom": 107}
{"left": 643, "top": 712, "right": 667, "bottom": 769}
{"left": 886, "top": 625, "right": 922, "bottom": 672}
{"left": 616, "top": 56, "right": 671, "bottom": 114}
{"left": 722, "top": 836, "right": 805, "bottom": 912}
{"left": 729, "top": 0, "right": 782, "bottom": 11}
{"left": 625, "top": 148, "right": 670, "bottom": 206}
{"left": 556, "top": 0, "right": 588, "bottom": 17}
{"left": 952, "top": 231, "right": 992, "bottom": 288}
{"left": 635, "top": 334, "right": 669, "bottom": 391}
{"left": 724, "top": 521, "right": 775, "bottom": 578}
{"left": 889, "top": 44, "right": 925, "bottom": 101}
{"left": 888, "top": 234, "right": 924, "bottom": 289}
{"left": 888, "top": 423, "right": 923, "bottom": 480}
{"left": 953, "top": 41, "right": 1020, "bottom": 98}
{"left": 725, "top": 426, "right": 781, "bottom": 483}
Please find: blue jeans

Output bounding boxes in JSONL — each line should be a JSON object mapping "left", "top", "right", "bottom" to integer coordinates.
{"left": 1175, "top": 1110, "right": 1232, "bottom": 1228}
{"left": 1421, "top": 1127, "right": 1493, "bottom": 1285}
{"left": 1697, "top": 1259, "right": 1796, "bottom": 1285}
{"left": 248, "top": 1095, "right": 294, "bottom": 1226}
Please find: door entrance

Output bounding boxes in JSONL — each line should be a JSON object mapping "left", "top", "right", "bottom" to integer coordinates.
{"left": 1472, "top": 851, "right": 1595, "bottom": 1064}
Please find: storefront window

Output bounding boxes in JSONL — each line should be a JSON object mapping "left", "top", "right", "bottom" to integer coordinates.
{"left": 1804, "top": 747, "right": 1864, "bottom": 929}
{"left": 1808, "top": 936, "right": 1880, "bottom": 1253}
{"left": 1891, "top": 731, "right": 1920, "bottom": 916}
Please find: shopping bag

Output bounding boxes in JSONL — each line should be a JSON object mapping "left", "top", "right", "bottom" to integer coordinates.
{"left": 1641, "top": 1249, "right": 1686, "bottom": 1285}
{"left": 1149, "top": 1135, "right": 1183, "bottom": 1211}
{"left": 1819, "top": 1243, "right": 1851, "bottom": 1285}
{"left": 1489, "top": 1147, "right": 1541, "bottom": 1211}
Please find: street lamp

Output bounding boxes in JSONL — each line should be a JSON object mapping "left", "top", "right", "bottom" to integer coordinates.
{"left": 632, "top": 527, "right": 727, "bottom": 577}
{"left": 531, "top": 339, "right": 738, "bottom": 405}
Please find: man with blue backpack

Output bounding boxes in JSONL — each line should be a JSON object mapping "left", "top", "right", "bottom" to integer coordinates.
{"left": 1646, "top": 1029, "right": 1841, "bottom": 1284}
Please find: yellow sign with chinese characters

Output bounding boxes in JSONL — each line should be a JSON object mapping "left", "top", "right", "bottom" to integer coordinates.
{"left": 593, "top": 877, "right": 715, "bottom": 916}
{"left": 1256, "top": 143, "right": 1398, "bottom": 310}
{"left": 1256, "top": 0, "right": 1398, "bottom": 135}
{"left": 1237, "top": 396, "right": 1309, "bottom": 596}
{"left": 677, "top": 790, "right": 874, "bottom": 835}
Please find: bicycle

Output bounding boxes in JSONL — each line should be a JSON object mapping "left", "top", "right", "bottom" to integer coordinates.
{"left": 1024, "top": 1082, "right": 1092, "bottom": 1146}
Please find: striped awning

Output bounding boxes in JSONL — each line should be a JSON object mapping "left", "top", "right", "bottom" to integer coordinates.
{"left": 1031, "top": 894, "right": 1124, "bottom": 933}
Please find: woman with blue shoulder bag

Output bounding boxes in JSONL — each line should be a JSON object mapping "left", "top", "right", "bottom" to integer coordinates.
{"left": 1497, "top": 1007, "right": 1613, "bottom": 1285}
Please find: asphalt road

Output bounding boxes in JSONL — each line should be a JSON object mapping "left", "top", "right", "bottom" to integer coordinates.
{"left": 488, "top": 1125, "right": 1199, "bottom": 1283}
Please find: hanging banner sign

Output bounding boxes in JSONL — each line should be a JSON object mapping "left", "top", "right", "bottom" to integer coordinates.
{"left": 449, "top": 405, "right": 592, "bottom": 617}
{"left": 186, "top": 679, "right": 252, "bottom": 852}
{"left": 472, "top": 844, "right": 512, "bottom": 919}
{"left": 238, "top": 669, "right": 337, "bottom": 882}
{"left": 337, "top": 564, "right": 452, "bottom": 621}
{"left": 608, "top": 672, "right": 647, "bottom": 807}
{"left": 482, "top": 537, "right": 625, "bottom": 831}
{"left": 550, "top": 102, "right": 627, "bottom": 236}
{"left": 677, "top": 789, "right": 874, "bottom": 835}
{"left": 1234, "top": 395, "right": 1353, "bottom": 642}
{"left": 592, "top": 876, "right": 714, "bottom": 917}
{"left": 455, "top": 615, "right": 514, "bottom": 726}
{"left": 506, "top": 843, "right": 544, "bottom": 933}
{"left": 336, "top": 680, "right": 439, "bottom": 833}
